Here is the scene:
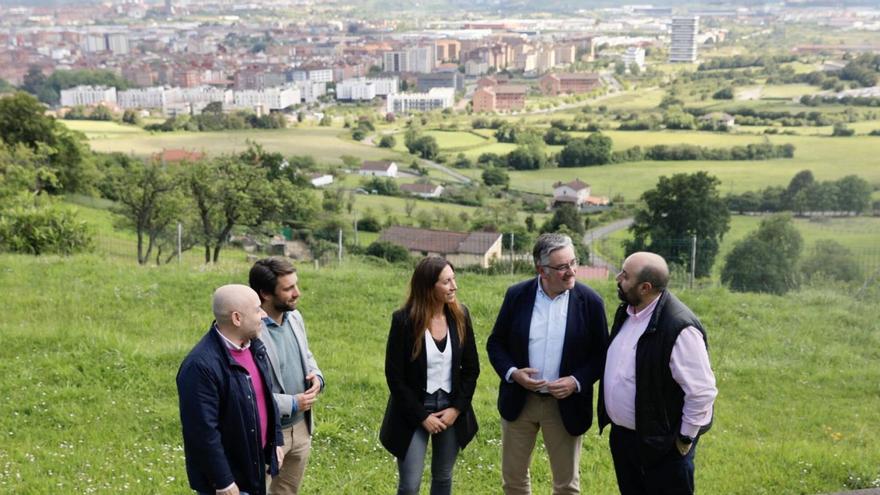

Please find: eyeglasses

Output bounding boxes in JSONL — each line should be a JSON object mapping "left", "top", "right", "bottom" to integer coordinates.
{"left": 543, "top": 259, "right": 579, "bottom": 273}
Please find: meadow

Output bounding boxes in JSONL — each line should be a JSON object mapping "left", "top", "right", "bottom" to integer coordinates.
{"left": 1, "top": 241, "right": 879, "bottom": 494}
{"left": 594, "top": 215, "right": 880, "bottom": 282}
{"left": 60, "top": 121, "right": 403, "bottom": 165}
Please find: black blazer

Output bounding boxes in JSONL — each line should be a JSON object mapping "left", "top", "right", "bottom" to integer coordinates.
{"left": 486, "top": 278, "right": 608, "bottom": 436}
{"left": 379, "top": 306, "right": 480, "bottom": 459}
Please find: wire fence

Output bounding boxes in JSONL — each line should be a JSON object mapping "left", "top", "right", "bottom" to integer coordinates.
{"left": 92, "top": 224, "right": 880, "bottom": 295}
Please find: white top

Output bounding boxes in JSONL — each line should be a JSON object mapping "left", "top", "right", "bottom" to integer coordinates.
{"left": 425, "top": 329, "right": 453, "bottom": 394}
{"left": 603, "top": 296, "right": 717, "bottom": 437}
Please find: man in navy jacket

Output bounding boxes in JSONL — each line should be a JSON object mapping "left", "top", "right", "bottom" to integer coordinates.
{"left": 177, "top": 284, "right": 284, "bottom": 495}
{"left": 487, "top": 233, "right": 608, "bottom": 495}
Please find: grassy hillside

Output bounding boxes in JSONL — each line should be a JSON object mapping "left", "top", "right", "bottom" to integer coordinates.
{"left": 1, "top": 245, "right": 879, "bottom": 493}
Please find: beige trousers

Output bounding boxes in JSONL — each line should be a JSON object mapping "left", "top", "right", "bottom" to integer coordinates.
{"left": 268, "top": 421, "right": 311, "bottom": 495}
{"left": 501, "top": 394, "right": 582, "bottom": 495}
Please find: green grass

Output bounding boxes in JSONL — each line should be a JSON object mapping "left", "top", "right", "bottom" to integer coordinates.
{"left": 61, "top": 121, "right": 404, "bottom": 165}
{"left": 496, "top": 132, "right": 880, "bottom": 201}
{"left": 595, "top": 215, "right": 880, "bottom": 282}
{"left": 1, "top": 247, "right": 879, "bottom": 494}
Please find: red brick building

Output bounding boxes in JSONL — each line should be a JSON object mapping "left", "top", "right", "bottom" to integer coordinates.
{"left": 539, "top": 72, "right": 601, "bottom": 96}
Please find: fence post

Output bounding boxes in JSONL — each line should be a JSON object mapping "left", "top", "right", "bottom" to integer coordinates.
{"left": 510, "top": 232, "right": 516, "bottom": 275}
{"left": 177, "top": 222, "right": 182, "bottom": 265}
{"left": 353, "top": 212, "right": 359, "bottom": 246}
{"left": 337, "top": 228, "right": 343, "bottom": 263}
{"left": 690, "top": 235, "right": 697, "bottom": 289}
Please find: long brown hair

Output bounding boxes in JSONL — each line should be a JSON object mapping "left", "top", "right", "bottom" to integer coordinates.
{"left": 404, "top": 256, "right": 466, "bottom": 361}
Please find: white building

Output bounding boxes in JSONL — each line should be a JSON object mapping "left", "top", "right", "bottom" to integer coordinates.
{"left": 336, "top": 79, "right": 376, "bottom": 101}
{"left": 359, "top": 160, "right": 398, "bottom": 177}
{"left": 178, "top": 86, "right": 234, "bottom": 106}
{"left": 669, "top": 16, "right": 699, "bottom": 63}
{"left": 386, "top": 87, "right": 454, "bottom": 114}
{"left": 118, "top": 86, "right": 175, "bottom": 109}
{"left": 383, "top": 51, "right": 409, "bottom": 73}
{"left": 384, "top": 46, "right": 435, "bottom": 73}
{"left": 622, "top": 47, "right": 646, "bottom": 70}
{"left": 294, "top": 80, "right": 327, "bottom": 103}
{"left": 292, "top": 68, "right": 333, "bottom": 83}
{"left": 234, "top": 87, "right": 300, "bottom": 110}
{"left": 83, "top": 34, "right": 107, "bottom": 53}
{"left": 369, "top": 77, "right": 399, "bottom": 96}
{"left": 465, "top": 59, "right": 489, "bottom": 76}
{"left": 60, "top": 85, "right": 117, "bottom": 107}
{"left": 308, "top": 173, "right": 334, "bottom": 188}
{"left": 106, "top": 33, "right": 130, "bottom": 55}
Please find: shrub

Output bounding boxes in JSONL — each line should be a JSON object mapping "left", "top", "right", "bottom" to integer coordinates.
{"left": 378, "top": 135, "right": 396, "bottom": 148}
{"left": 801, "top": 240, "right": 862, "bottom": 282}
{"left": 365, "top": 241, "right": 411, "bottom": 263}
{"left": 0, "top": 197, "right": 93, "bottom": 255}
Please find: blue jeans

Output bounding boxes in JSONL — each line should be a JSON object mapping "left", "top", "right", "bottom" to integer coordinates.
{"left": 396, "top": 390, "right": 460, "bottom": 495}
{"left": 609, "top": 424, "right": 698, "bottom": 495}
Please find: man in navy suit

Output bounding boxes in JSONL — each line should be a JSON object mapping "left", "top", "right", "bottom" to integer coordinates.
{"left": 487, "top": 233, "right": 608, "bottom": 495}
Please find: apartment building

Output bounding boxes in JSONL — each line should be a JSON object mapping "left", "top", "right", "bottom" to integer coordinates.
{"left": 386, "top": 87, "right": 454, "bottom": 114}
{"left": 60, "top": 85, "right": 117, "bottom": 107}
{"left": 234, "top": 87, "right": 300, "bottom": 110}
{"left": 669, "top": 16, "right": 699, "bottom": 63}
{"left": 471, "top": 84, "right": 526, "bottom": 112}
{"left": 539, "top": 72, "right": 601, "bottom": 96}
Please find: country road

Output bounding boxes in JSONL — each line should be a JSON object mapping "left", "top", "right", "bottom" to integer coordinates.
{"left": 582, "top": 217, "right": 633, "bottom": 273}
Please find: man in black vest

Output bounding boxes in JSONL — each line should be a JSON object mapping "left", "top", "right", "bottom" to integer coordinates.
{"left": 598, "top": 252, "right": 717, "bottom": 495}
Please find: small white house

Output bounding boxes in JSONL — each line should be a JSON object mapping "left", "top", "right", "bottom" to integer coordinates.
{"left": 400, "top": 182, "right": 444, "bottom": 199}
{"left": 552, "top": 178, "right": 591, "bottom": 206}
{"left": 359, "top": 160, "right": 398, "bottom": 177}
{"left": 308, "top": 173, "right": 334, "bottom": 188}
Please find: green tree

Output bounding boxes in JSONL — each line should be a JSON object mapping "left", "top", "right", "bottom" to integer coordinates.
{"left": 0, "top": 92, "right": 95, "bottom": 194}
{"left": 625, "top": 172, "right": 730, "bottom": 277}
{"left": 482, "top": 167, "right": 510, "bottom": 188}
{"left": 109, "top": 160, "right": 185, "bottom": 265}
{"left": 186, "top": 156, "right": 282, "bottom": 263}
{"left": 721, "top": 214, "right": 802, "bottom": 294}
{"left": 378, "top": 135, "right": 396, "bottom": 148}
{"left": 834, "top": 175, "right": 872, "bottom": 214}
{"left": 541, "top": 203, "right": 585, "bottom": 235}
{"left": 366, "top": 241, "right": 410, "bottom": 263}
{"left": 558, "top": 133, "right": 613, "bottom": 167}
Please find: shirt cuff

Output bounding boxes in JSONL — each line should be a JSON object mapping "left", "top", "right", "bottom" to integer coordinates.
{"left": 680, "top": 421, "right": 701, "bottom": 438}
{"left": 217, "top": 482, "right": 235, "bottom": 493}
{"left": 504, "top": 367, "right": 517, "bottom": 383}
{"left": 572, "top": 376, "right": 581, "bottom": 393}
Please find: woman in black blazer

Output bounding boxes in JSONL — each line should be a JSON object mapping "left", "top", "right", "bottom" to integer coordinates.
{"left": 380, "top": 256, "right": 480, "bottom": 495}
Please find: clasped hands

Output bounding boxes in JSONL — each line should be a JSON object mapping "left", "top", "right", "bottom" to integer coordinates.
{"left": 512, "top": 367, "right": 577, "bottom": 399}
{"left": 294, "top": 373, "right": 320, "bottom": 412}
{"left": 421, "top": 407, "right": 460, "bottom": 435}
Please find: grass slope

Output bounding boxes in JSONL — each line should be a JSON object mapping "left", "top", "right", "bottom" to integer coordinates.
{"left": 0, "top": 249, "right": 878, "bottom": 493}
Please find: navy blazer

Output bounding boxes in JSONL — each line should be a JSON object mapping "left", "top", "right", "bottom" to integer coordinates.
{"left": 380, "top": 306, "right": 480, "bottom": 459}
{"left": 486, "top": 278, "right": 608, "bottom": 436}
{"left": 177, "top": 326, "right": 283, "bottom": 494}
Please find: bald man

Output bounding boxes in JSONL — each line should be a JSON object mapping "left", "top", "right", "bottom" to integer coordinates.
{"left": 598, "top": 253, "right": 717, "bottom": 495}
{"left": 177, "top": 285, "right": 285, "bottom": 495}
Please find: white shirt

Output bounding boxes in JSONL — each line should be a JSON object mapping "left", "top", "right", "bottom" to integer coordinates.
{"left": 425, "top": 330, "right": 453, "bottom": 394}
{"left": 505, "top": 279, "right": 578, "bottom": 393}
{"left": 603, "top": 295, "right": 717, "bottom": 437}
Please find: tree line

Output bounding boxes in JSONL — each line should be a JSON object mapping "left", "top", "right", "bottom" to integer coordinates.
{"left": 725, "top": 170, "right": 874, "bottom": 216}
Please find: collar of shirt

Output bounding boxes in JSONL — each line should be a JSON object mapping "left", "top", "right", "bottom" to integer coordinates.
{"left": 536, "top": 276, "right": 569, "bottom": 302}
{"left": 262, "top": 311, "right": 290, "bottom": 329}
{"left": 626, "top": 294, "right": 661, "bottom": 322}
{"left": 214, "top": 324, "right": 251, "bottom": 351}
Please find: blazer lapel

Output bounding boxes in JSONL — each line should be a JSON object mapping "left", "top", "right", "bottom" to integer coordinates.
{"left": 560, "top": 286, "right": 583, "bottom": 374}
{"left": 260, "top": 323, "right": 285, "bottom": 390}
{"left": 516, "top": 278, "right": 540, "bottom": 350}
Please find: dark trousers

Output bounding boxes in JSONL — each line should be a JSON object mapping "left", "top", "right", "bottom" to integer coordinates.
{"left": 396, "top": 390, "right": 460, "bottom": 495}
{"left": 609, "top": 424, "right": 698, "bottom": 495}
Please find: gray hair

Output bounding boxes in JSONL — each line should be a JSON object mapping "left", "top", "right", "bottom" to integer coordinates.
{"left": 532, "top": 233, "right": 574, "bottom": 266}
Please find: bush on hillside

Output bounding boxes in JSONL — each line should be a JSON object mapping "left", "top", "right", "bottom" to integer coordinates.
{"left": 0, "top": 195, "right": 93, "bottom": 255}
{"left": 365, "top": 241, "right": 410, "bottom": 263}
{"left": 801, "top": 239, "right": 862, "bottom": 283}
{"left": 722, "top": 214, "right": 802, "bottom": 294}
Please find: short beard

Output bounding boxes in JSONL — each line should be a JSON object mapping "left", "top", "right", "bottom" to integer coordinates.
{"left": 272, "top": 298, "right": 296, "bottom": 313}
{"left": 617, "top": 284, "right": 639, "bottom": 306}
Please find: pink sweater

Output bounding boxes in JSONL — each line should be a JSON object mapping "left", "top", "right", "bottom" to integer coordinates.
{"left": 229, "top": 348, "right": 269, "bottom": 448}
